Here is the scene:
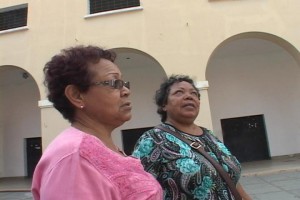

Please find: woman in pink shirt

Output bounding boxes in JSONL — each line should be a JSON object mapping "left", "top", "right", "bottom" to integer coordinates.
{"left": 31, "top": 45, "right": 163, "bottom": 200}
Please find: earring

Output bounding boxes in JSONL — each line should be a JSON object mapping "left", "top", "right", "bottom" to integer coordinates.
{"left": 80, "top": 105, "right": 84, "bottom": 109}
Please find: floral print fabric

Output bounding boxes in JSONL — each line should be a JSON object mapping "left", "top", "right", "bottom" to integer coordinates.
{"left": 132, "top": 123, "right": 241, "bottom": 200}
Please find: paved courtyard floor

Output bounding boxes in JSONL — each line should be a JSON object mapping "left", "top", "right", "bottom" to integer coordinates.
{"left": 1, "top": 170, "right": 300, "bottom": 200}
{"left": 241, "top": 170, "right": 300, "bottom": 200}
{"left": 1, "top": 154, "right": 300, "bottom": 199}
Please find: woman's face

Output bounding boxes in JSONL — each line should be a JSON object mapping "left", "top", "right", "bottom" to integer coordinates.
{"left": 164, "top": 81, "right": 200, "bottom": 124}
{"left": 80, "top": 59, "right": 132, "bottom": 128}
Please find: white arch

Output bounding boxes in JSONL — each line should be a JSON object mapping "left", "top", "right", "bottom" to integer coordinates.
{"left": 0, "top": 65, "right": 41, "bottom": 177}
{"left": 206, "top": 32, "right": 300, "bottom": 157}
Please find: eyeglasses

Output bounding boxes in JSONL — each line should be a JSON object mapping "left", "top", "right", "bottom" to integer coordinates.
{"left": 91, "top": 79, "right": 130, "bottom": 89}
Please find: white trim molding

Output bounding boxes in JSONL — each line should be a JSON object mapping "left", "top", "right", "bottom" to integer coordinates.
{"left": 38, "top": 99, "right": 53, "bottom": 108}
{"left": 0, "top": 26, "right": 29, "bottom": 35}
{"left": 84, "top": 6, "right": 143, "bottom": 19}
{"left": 196, "top": 81, "right": 209, "bottom": 90}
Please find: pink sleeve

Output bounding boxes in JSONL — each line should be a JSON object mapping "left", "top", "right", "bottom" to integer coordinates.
{"left": 37, "top": 154, "right": 121, "bottom": 200}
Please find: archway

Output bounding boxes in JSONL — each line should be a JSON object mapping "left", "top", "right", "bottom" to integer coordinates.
{"left": 0, "top": 66, "right": 41, "bottom": 177}
{"left": 206, "top": 32, "right": 300, "bottom": 160}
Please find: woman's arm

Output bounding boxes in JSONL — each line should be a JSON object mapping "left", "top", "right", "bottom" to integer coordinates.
{"left": 236, "top": 182, "right": 252, "bottom": 200}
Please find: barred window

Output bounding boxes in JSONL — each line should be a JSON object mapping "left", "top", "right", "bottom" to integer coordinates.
{"left": 90, "top": 0, "right": 140, "bottom": 14}
{"left": 0, "top": 4, "right": 28, "bottom": 31}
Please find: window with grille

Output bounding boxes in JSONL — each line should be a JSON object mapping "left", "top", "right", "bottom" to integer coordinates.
{"left": 0, "top": 4, "right": 28, "bottom": 31}
{"left": 89, "top": 0, "right": 140, "bottom": 14}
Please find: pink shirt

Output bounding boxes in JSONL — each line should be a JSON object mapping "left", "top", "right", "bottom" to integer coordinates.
{"left": 32, "top": 127, "right": 163, "bottom": 200}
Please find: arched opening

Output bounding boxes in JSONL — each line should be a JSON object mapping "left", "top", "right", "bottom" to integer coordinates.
{"left": 206, "top": 32, "right": 300, "bottom": 161}
{"left": 0, "top": 66, "right": 41, "bottom": 178}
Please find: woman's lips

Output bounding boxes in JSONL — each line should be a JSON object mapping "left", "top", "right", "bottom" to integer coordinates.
{"left": 122, "top": 102, "right": 132, "bottom": 110}
{"left": 183, "top": 102, "right": 195, "bottom": 108}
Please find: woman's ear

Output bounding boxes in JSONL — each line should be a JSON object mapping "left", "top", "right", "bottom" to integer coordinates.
{"left": 64, "top": 85, "right": 85, "bottom": 109}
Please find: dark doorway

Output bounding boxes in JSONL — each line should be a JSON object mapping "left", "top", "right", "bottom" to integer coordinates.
{"left": 122, "top": 127, "right": 153, "bottom": 155}
{"left": 221, "top": 114, "right": 270, "bottom": 163}
{"left": 26, "top": 137, "right": 42, "bottom": 178}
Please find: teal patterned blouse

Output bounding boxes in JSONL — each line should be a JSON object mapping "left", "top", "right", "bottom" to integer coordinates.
{"left": 132, "top": 123, "right": 241, "bottom": 200}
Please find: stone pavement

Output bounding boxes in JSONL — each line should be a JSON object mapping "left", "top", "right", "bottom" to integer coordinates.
{"left": 240, "top": 170, "right": 300, "bottom": 200}
{"left": 0, "top": 191, "right": 32, "bottom": 200}
{"left": 1, "top": 170, "right": 300, "bottom": 200}
{"left": 1, "top": 154, "right": 300, "bottom": 200}
{"left": 239, "top": 154, "right": 300, "bottom": 200}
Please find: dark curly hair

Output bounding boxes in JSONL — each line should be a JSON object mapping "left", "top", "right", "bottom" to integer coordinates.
{"left": 43, "top": 45, "right": 116, "bottom": 123}
{"left": 155, "top": 75, "right": 200, "bottom": 122}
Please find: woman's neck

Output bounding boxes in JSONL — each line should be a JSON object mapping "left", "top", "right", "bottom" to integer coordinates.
{"left": 72, "top": 120, "right": 123, "bottom": 155}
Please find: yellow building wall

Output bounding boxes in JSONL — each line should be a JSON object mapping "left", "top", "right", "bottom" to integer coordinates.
{"left": 1, "top": 0, "right": 300, "bottom": 148}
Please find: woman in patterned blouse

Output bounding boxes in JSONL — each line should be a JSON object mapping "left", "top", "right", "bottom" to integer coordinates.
{"left": 133, "top": 75, "right": 251, "bottom": 200}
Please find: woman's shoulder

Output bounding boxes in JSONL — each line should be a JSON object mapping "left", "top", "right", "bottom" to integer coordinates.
{"left": 42, "top": 127, "right": 84, "bottom": 157}
{"left": 137, "top": 125, "right": 167, "bottom": 140}
{"left": 199, "top": 126, "right": 217, "bottom": 138}
{"left": 137, "top": 124, "right": 191, "bottom": 149}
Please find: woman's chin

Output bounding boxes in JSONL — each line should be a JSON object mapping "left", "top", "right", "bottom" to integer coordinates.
{"left": 120, "top": 114, "right": 132, "bottom": 123}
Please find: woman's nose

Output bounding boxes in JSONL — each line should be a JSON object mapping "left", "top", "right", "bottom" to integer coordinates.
{"left": 121, "top": 86, "right": 130, "bottom": 97}
{"left": 184, "top": 92, "right": 193, "bottom": 99}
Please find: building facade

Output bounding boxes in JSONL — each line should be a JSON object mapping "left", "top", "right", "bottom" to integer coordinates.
{"left": 0, "top": 0, "right": 300, "bottom": 177}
